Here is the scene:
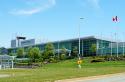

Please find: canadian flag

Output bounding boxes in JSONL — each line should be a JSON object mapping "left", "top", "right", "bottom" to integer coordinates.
{"left": 112, "top": 16, "right": 118, "bottom": 22}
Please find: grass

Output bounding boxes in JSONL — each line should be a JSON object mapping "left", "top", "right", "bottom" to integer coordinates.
{"left": 0, "top": 58, "right": 125, "bottom": 82}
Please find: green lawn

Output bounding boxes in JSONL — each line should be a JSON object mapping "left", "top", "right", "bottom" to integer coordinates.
{"left": 0, "top": 58, "right": 125, "bottom": 82}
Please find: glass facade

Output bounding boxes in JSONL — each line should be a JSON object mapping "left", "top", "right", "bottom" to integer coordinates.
{"left": 96, "top": 39, "right": 111, "bottom": 56}
{"left": 97, "top": 40, "right": 125, "bottom": 56}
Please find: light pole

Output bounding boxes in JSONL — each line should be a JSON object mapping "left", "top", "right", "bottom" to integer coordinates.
{"left": 78, "top": 18, "right": 84, "bottom": 58}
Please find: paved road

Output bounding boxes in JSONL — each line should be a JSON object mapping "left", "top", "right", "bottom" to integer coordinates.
{"left": 56, "top": 73, "right": 125, "bottom": 82}
{"left": 0, "top": 74, "right": 10, "bottom": 78}
{"left": 80, "top": 73, "right": 125, "bottom": 82}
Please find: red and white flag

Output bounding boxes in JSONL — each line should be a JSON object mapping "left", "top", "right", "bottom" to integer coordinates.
{"left": 112, "top": 16, "right": 118, "bottom": 22}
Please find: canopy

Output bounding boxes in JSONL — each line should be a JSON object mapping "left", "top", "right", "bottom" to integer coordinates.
{"left": 0, "top": 55, "right": 13, "bottom": 60}
{"left": 0, "top": 55, "right": 15, "bottom": 69}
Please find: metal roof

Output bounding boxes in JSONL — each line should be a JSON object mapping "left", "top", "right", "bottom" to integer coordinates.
{"left": 35, "top": 36, "right": 96, "bottom": 46}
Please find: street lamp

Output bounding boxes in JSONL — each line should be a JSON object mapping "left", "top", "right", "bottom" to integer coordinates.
{"left": 78, "top": 18, "right": 84, "bottom": 58}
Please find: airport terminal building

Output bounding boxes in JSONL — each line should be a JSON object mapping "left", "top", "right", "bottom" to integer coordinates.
{"left": 8, "top": 36, "right": 125, "bottom": 57}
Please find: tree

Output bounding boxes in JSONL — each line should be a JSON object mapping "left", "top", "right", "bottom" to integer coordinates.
{"left": 60, "top": 47, "right": 67, "bottom": 60}
{"left": 43, "top": 43, "right": 55, "bottom": 59}
{"left": 9, "top": 53, "right": 16, "bottom": 56}
{"left": 61, "top": 47, "right": 67, "bottom": 55}
{"left": 28, "top": 47, "right": 40, "bottom": 62}
{"left": 72, "top": 46, "right": 78, "bottom": 57}
{"left": 27, "top": 47, "right": 32, "bottom": 58}
{"left": 17, "top": 48, "right": 24, "bottom": 58}
{"left": 90, "top": 44, "right": 97, "bottom": 56}
{"left": 0, "top": 47, "right": 8, "bottom": 55}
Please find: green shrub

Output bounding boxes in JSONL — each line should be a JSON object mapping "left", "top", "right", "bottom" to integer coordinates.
{"left": 91, "top": 58, "right": 105, "bottom": 63}
{"left": 104, "top": 55, "right": 125, "bottom": 61}
{"left": 31, "top": 63, "right": 42, "bottom": 68}
{"left": 54, "top": 56, "right": 60, "bottom": 62}
{"left": 66, "top": 56, "right": 74, "bottom": 60}
{"left": 49, "top": 57, "right": 57, "bottom": 63}
{"left": 38, "top": 57, "right": 44, "bottom": 62}
{"left": 15, "top": 63, "right": 28, "bottom": 67}
{"left": 60, "top": 54, "right": 66, "bottom": 60}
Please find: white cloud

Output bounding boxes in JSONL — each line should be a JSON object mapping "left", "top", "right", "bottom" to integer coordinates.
{"left": 10, "top": 0, "right": 56, "bottom": 15}
{"left": 87, "top": 0, "right": 100, "bottom": 9}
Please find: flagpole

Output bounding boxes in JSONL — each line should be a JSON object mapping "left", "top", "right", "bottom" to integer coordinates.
{"left": 113, "top": 16, "right": 119, "bottom": 57}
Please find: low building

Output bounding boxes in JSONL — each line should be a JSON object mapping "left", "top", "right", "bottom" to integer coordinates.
{"left": 9, "top": 36, "right": 114, "bottom": 57}
{"left": 8, "top": 36, "right": 125, "bottom": 57}
{"left": 11, "top": 40, "right": 18, "bottom": 48}
{"left": 21, "top": 39, "right": 35, "bottom": 47}
{"left": 11, "top": 39, "right": 36, "bottom": 48}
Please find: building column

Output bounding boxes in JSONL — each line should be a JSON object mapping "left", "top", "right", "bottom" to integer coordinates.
{"left": 96, "top": 40, "right": 99, "bottom": 56}
{"left": 82, "top": 40, "right": 83, "bottom": 57}
{"left": 12, "top": 60, "right": 13, "bottom": 69}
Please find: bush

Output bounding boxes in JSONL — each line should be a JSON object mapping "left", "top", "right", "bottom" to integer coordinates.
{"left": 49, "top": 57, "right": 54, "bottom": 63}
{"left": 60, "top": 54, "right": 66, "bottom": 60}
{"left": 15, "top": 63, "right": 28, "bottom": 66}
{"left": 35, "top": 59, "right": 40, "bottom": 63}
{"left": 104, "top": 55, "right": 125, "bottom": 61}
{"left": 31, "top": 63, "right": 42, "bottom": 68}
{"left": 104, "top": 55, "right": 113, "bottom": 61}
{"left": 54, "top": 56, "right": 60, "bottom": 62}
{"left": 38, "top": 57, "right": 44, "bottom": 62}
{"left": 49, "top": 57, "right": 57, "bottom": 63}
{"left": 66, "top": 56, "right": 74, "bottom": 60}
{"left": 91, "top": 58, "right": 105, "bottom": 63}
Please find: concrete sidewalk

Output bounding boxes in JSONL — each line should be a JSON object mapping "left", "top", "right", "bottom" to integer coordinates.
{"left": 55, "top": 72, "right": 125, "bottom": 82}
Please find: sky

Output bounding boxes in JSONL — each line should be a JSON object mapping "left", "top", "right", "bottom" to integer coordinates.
{"left": 0, "top": 0, "right": 125, "bottom": 48}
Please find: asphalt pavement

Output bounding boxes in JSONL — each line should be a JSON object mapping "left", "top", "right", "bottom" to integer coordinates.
{"left": 56, "top": 73, "right": 125, "bottom": 82}
{"left": 0, "top": 74, "right": 10, "bottom": 78}
{"left": 80, "top": 73, "right": 125, "bottom": 82}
